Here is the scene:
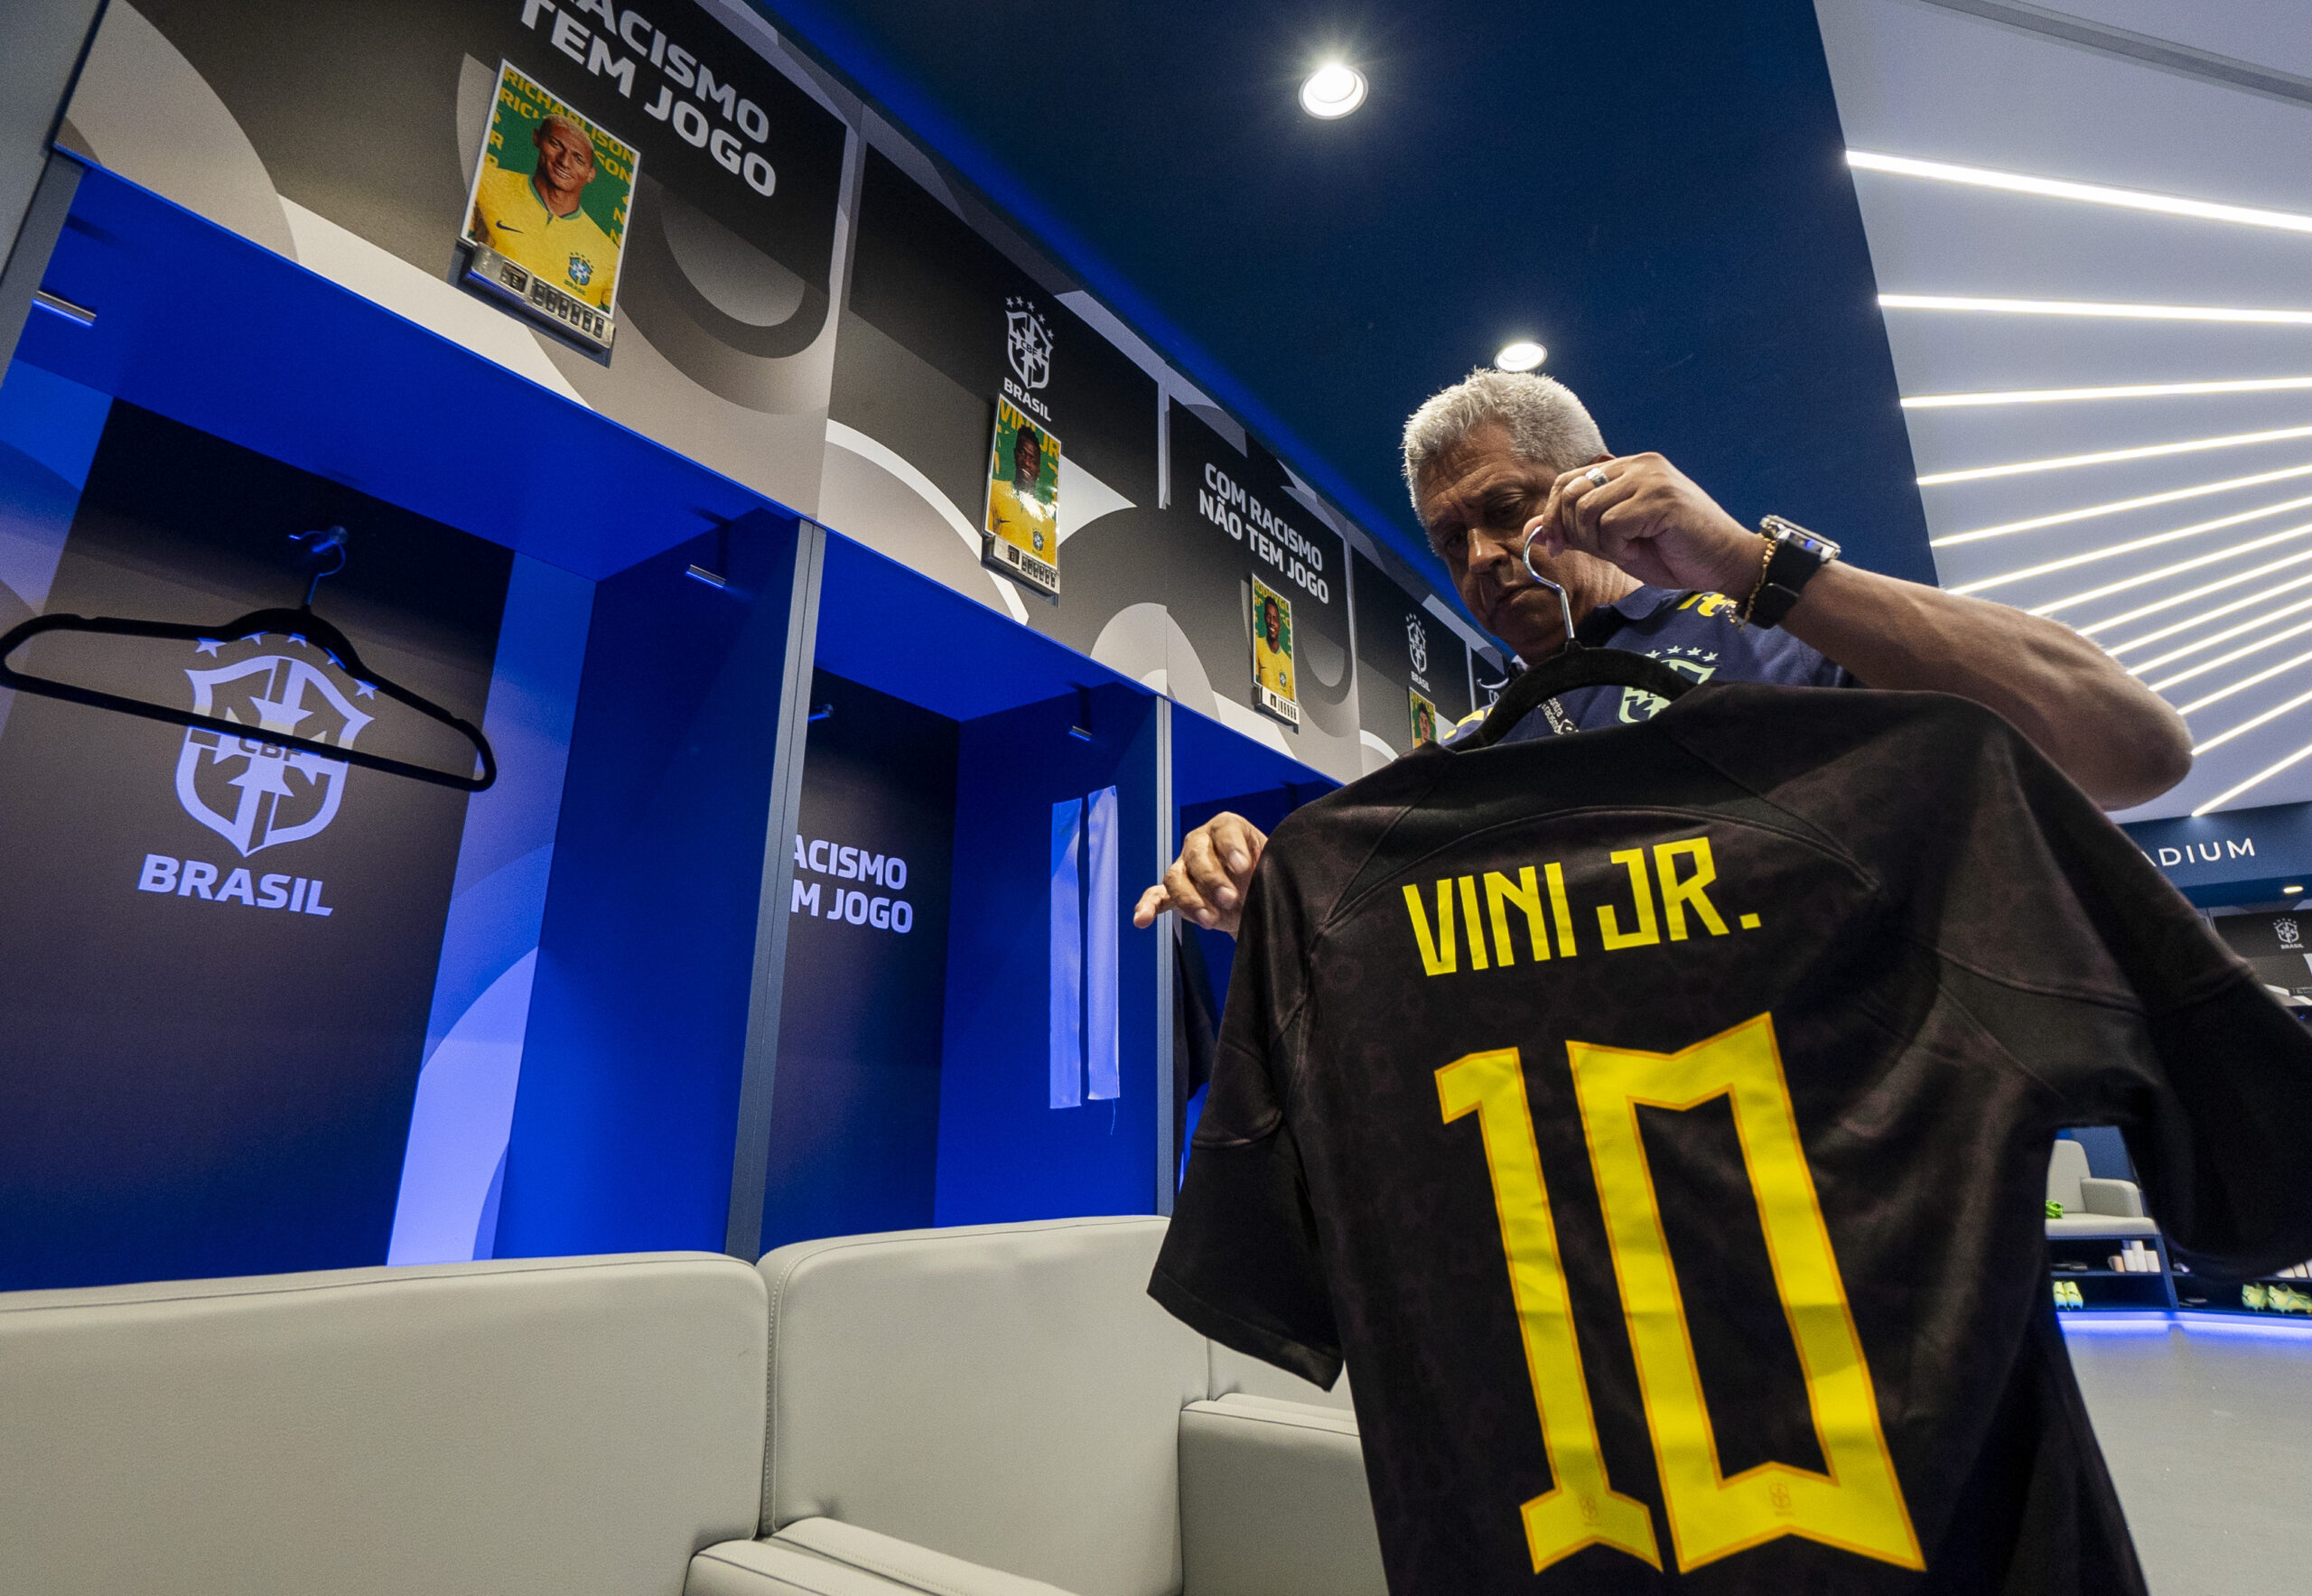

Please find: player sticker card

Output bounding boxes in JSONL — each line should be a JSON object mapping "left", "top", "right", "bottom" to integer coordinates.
{"left": 1251, "top": 575, "right": 1300, "bottom": 726}
{"left": 983, "top": 397, "right": 1062, "bottom": 596}
{"left": 460, "top": 61, "right": 637, "bottom": 350}
{"left": 1410, "top": 686, "right": 1437, "bottom": 745}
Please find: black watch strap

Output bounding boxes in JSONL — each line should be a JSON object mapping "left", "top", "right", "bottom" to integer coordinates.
{"left": 1745, "top": 516, "right": 1840, "bottom": 630}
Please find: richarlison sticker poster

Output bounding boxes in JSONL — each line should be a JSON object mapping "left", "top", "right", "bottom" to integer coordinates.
{"left": 461, "top": 61, "right": 639, "bottom": 351}
{"left": 1411, "top": 687, "right": 1437, "bottom": 745}
{"left": 1251, "top": 575, "right": 1299, "bottom": 726}
{"left": 984, "top": 395, "right": 1063, "bottom": 596}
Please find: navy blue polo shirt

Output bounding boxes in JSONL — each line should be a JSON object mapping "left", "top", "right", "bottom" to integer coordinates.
{"left": 1450, "top": 585, "right": 1852, "bottom": 745}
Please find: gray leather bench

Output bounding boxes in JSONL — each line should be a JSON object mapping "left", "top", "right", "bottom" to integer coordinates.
{"left": 0, "top": 1218, "right": 1384, "bottom": 1596}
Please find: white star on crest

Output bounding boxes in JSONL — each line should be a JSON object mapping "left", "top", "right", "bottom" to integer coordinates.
{"left": 353, "top": 680, "right": 378, "bottom": 699}
{"left": 193, "top": 639, "right": 222, "bottom": 656}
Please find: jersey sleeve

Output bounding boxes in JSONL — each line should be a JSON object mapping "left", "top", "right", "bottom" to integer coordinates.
{"left": 1148, "top": 870, "right": 1342, "bottom": 1387}
{"left": 1931, "top": 719, "right": 2312, "bottom": 1277}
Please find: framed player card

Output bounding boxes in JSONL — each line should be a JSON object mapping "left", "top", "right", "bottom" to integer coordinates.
{"left": 1410, "top": 686, "right": 1437, "bottom": 745}
{"left": 983, "top": 396, "right": 1062, "bottom": 596}
{"left": 1251, "top": 575, "right": 1300, "bottom": 726}
{"left": 459, "top": 61, "right": 637, "bottom": 352}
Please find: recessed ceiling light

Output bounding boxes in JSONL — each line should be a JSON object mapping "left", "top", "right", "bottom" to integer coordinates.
{"left": 1300, "top": 62, "right": 1366, "bottom": 119}
{"left": 2285, "top": 885, "right": 2303, "bottom": 893}
{"left": 1494, "top": 341, "right": 1548, "bottom": 372}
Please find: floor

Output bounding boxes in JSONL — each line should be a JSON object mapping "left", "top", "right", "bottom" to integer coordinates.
{"left": 2066, "top": 1318, "right": 2312, "bottom": 1592}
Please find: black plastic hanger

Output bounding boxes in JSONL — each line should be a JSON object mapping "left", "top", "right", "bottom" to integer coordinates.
{"left": 1459, "top": 530, "right": 1698, "bottom": 750}
{"left": 0, "top": 527, "right": 497, "bottom": 791}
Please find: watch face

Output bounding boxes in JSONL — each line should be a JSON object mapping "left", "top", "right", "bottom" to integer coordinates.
{"left": 1767, "top": 517, "right": 1839, "bottom": 560}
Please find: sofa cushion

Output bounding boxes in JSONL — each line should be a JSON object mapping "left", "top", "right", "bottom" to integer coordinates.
{"left": 690, "top": 1524, "right": 1085, "bottom": 1596}
{"left": 1177, "top": 1395, "right": 1385, "bottom": 1596}
{"left": 759, "top": 1216, "right": 1205, "bottom": 1596}
{"left": 0, "top": 1253, "right": 767, "bottom": 1596}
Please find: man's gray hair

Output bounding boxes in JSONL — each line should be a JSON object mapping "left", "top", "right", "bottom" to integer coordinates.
{"left": 1401, "top": 369, "right": 1607, "bottom": 526}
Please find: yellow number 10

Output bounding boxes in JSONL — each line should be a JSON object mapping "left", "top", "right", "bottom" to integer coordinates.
{"left": 1436, "top": 1013, "right": 1923, "bottom": 1576}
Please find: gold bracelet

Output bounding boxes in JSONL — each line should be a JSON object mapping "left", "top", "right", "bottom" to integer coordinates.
{"left": 1737, "top": 533, "right": 1776, "bottom": 626}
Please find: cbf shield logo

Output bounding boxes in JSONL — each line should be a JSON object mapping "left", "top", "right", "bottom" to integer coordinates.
{"left": 175, "top": 649, "right": 374, "bottom": 857}
{"left": 1405, "top": 613, "right": 1430, "bottom": 676}
{"left": 1005, "top": 294, "right": 1053, "bottom": 390}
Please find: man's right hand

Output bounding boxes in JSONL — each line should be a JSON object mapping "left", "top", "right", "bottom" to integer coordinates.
{"left": 1132, "top": 811, "right": 1269, "bottom": 937}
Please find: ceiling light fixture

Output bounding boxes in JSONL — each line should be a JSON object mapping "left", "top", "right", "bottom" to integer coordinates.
{"left": 1299, "top": 62, "right": 1367, "bottom": 118}
{"left": 2032, "top": 525, "right": 2312, "bottom": 619}
{"left": 1847, "top": 151, "right": 2312, "bottom": 236}
{"left": 1932, "top": 462, "right": 2312, "bottom": 547}
{"left": 1904, "top": 376, "right": 2312, "bottom": 409}
{"left": 2082, "top": 550, "right": 2312, "bottom": 639}
{"left": 1919, "top": 425, "right": 2312, "bottom": 488}
{"left": 1948, "top": 493, "right": 2312, "bottom": 595}
{"left": 1880, "top": 294, "right": 2312, "bottom": 325}
{"left": 1494, "top": 341, "right": 1547, "bottom": 372}
{"left": 2194, "top": 737, "right": 2312, "bottom": 815}
{"left": 2129, "top": 595, "right": 2312, "bottom": 674}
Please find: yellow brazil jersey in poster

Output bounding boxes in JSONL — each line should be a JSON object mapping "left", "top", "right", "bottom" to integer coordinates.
{"left": 461, "top": 61, "right": 636, "bottom": 313}
{"left": 1251, "top": 575, "right": 1300, "bottom": 725}
{"left": 983, "top": 397, "right": 1062, "bottom": 594}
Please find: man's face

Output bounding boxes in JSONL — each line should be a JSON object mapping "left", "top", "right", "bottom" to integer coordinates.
{"left": 536, "top": 125, "right": 597, "bottom": 201}
{"left": 1415, "top": 422, "right": 1603, "bottom": 661}
{"left": 1263, "top": 601, "right": 1282, "bottom": 648}
{"left": 1013, "top": 430, "right": 1042, "bottom": 489}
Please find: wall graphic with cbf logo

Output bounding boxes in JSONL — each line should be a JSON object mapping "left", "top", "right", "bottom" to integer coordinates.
{"left": 0, "top": 404, "right": 517, "bottom": 1292}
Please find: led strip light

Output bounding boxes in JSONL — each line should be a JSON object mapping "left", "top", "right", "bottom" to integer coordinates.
{"left": 1881, "top": 294, "right": 2312, "bottom": 324}
{"left": 1849, "top": 151, "right": 2312, "bottom": 236}
{"left": 1931, "top": 462, "right": 2312, "bottom": 548}
{"left": 1949, "top": 494, "right": 2312, "bottom": 596}
{"left": 1856, "top": 149, "right": 2312, "bottom": 814}
{"left": 2175, "top": 649, "right": 2312, "bottom": 715}
{"left": 1919, "top": 425, "right": 2312, "bottom": 487}
{"left": 2032, "top": 524, "right": 2312, "bottom": 619}
{"left": 2195, "top": 740, "right": 2312, "bottom": 815}
{"left": 2080, "top": 550, "right": 2312, "bottom": 639}
{"left": 2126, "top": 594, "right": 2312, "bottom": 674}
{"left": 1906, "top": 377, "right": 2312, "bottom": 409}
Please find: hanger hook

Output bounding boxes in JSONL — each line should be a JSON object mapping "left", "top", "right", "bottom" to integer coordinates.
{"left": 1519, "top": 527, "right": 1577, "bottom": 655}
{"left": 290, "top": 527, "right": 350, "bottom": 609}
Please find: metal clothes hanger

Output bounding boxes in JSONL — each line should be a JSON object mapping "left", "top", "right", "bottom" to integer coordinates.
{"left": 0, "top": 527, "right": 497, "bottom": 791}
{"left": 1458, "top": 528, "right": 1700, "bottom": 751}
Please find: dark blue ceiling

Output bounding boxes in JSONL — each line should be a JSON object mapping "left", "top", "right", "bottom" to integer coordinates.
{"left": 754, "top": 0, "right": 1934, "bottom": 610}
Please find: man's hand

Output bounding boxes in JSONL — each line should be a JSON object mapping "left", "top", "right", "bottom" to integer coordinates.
{"left": 1526, "top": 453, "right": 1761, "bottom": 599}
{"left": 1133, "top": 811, "right": 1269, "bottom": 936}
{"left": 1531, "top": 453, "right": 2191, "bottom": 808}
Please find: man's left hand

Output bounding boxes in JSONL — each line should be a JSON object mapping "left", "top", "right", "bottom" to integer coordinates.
{"left": 1526, "top": 453, "right": 1762, "bottom": 599}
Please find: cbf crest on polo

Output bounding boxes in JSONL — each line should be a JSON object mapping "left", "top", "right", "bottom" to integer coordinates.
{"left": 567, "top": 253, "right": 594, "bottom": 287}
{"left": 176, "top": 644, "right": 373, "bottom": 858}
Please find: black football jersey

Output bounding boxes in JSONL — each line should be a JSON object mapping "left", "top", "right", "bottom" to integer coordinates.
{"left": 1151, "top": 684, "right": 2312, "bottom": 1595}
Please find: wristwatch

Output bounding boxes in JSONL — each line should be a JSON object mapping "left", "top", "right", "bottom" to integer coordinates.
{"left": 1741, "top": 516, "right": 1841, "bottom": 630}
